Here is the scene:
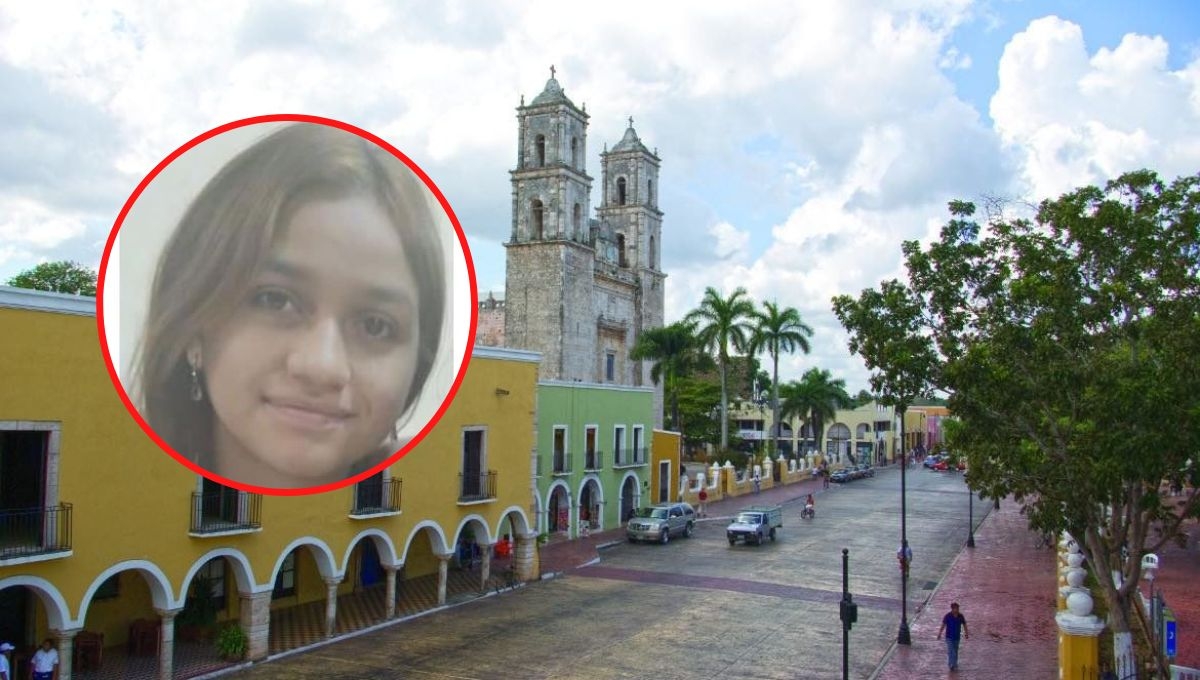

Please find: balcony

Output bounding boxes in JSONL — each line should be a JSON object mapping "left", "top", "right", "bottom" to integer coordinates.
{"left": 458, "top": 471, "right": 497, "bottom": 504}
{"left": 189, "top": 491, "right": 262, "bottom": 536}
{"left": 350, "top": 478, "right": 402, "bottom": 518}
{"left": 0, "top": 503, "right": 72, "bottom": 563}
{"left": 614, "top": 447, "right": 648, "bottom": 468}
{"left": 551, "top": 453, "right": 572, "bottom": 476}
{"left": 584, "top": 450, "right": 604, "bottom": 472}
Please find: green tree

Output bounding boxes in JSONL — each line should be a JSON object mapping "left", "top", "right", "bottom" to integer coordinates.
{"left": 778, "top": 368, "right": 852, "bottom": 455}
{"left": 685, "top": 287, "right": 756, "bottom": 451}
{"left": 833, "top": 170, "right": 1200, "bottom": 671}
{"left": 748, "top": 301, "right": 813, "bottom": 454}
{"left": 6, "top": 260, "right": 97, "bottom": 296}
{"left": 630, "top": 321, "right": 713, "bottom": 435}
{"left": 850, "top": 389, "right": 875, "bottom": 408}
{"left": 674, "top": 377, "right": 722, "bottom": 456}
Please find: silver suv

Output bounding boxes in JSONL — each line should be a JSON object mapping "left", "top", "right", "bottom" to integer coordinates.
{"left": 626, "top": 502, "right": 696, "bottom": 544}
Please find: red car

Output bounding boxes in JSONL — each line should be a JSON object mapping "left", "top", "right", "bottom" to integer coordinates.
{"left": 933, "top": 459, "right": 967, "bottom": 472}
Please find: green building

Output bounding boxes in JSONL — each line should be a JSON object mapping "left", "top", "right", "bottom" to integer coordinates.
{"left": 534, "top": 381, "right": 655, "bottom": 538}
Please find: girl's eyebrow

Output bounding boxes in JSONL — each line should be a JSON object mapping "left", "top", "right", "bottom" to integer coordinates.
{"left": 262, "top": 258, "right": 415, "bottom": 310}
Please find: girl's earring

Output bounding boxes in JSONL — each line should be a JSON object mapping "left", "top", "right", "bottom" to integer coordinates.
{"left": 190, "top": 363, "right": 204, "bottom": 401}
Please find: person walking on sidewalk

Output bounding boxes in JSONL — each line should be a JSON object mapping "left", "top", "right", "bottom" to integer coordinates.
{"left": 936, "top": 602, "right": 969, "bottom": 671}
{"left": 697, "top": 487, "right": 709, "bottom": 518}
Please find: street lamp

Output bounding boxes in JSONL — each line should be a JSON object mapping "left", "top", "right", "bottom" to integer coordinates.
{"left": 897, "top": 407, "right": 911, "bottom": 645}
{"left": 966, "top": 471, "right": 975, "bottom": 548}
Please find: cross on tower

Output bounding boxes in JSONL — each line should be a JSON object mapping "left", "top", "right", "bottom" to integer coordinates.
{"left": 628, "top": 116, "right": 634, "bottom": 128}
{"left": 550, "top": 65, "right": 556, "bottom": 79}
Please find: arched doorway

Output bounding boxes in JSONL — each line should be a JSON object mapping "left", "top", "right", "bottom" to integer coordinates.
{"left": 827, "top": 423, "right": 851, "bottom": 461}
{"left": 620, "top": 476, "right": 637, "bottom": 523}
{"left": 578, "top": 479, "right": 602, "bottom": 535}
{"left": 548, "top": 485, "right": 570, "bottom": 534}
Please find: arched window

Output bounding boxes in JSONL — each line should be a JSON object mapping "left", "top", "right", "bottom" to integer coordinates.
{"left": 616, "top": 177, "right": 627, "bottom": 205}
{"left": 535, "top": 135, "right": 546, "bottom": 167}
{"left": 647, "top": 179, "right": 654, "bottom": 205}
{"left": 648, "top": 235, "right": 656, "bottom": 269}
{"left": 570, "top": 137, "right": 579, "bottom": 169}
{"left": 531, "top": 199, "right": 544, "bottom": 239}
{"left": 616, "top": 233, "right": 627, "bottom": 267}
{"left": 572, "top": 203, "right": 581, "bottom": 236}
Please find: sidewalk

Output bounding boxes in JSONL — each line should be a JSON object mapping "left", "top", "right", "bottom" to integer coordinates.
{"left": 1151, "top": 515, "right": 1200, "bottom": 670}
{"left": 538, "top": 467, "right": 829, "bottom": 576}
{"left": 872, "top": 497, "right": 1058, "bottom": 678}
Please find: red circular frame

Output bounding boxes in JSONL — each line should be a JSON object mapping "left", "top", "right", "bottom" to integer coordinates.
{"left": 96, "top": 113, "right": 479, "bottom": 496}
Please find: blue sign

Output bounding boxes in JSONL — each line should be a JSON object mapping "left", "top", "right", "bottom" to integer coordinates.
{"left": 1165, "top": 619, "right": 1177, "bottom": 658}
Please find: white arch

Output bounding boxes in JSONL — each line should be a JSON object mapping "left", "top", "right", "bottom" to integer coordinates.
{"left": 400, "top": 520, "right": 451, "bottom": 562}
{"left": 544, "top": 478, "right": 573, "bottom": 535}
{"left": 341, "top": 529, "right": 401, "bottom": 573}
{"left": 80, "top": 560, "right": 176, "bottom": 615}
{"left": 269, "top": 537, "right": 340, "bottom": 585}
{"left": 179, "top": 548, "right": 260, "bottom": 598}
{"left": 492, "top": 504, "right": 533, "bottom": 538}
{"left": 576, "top": 473, "right": 605, "bottom": 533}
{"left": 616, "top": 470, "right": 642, "bottom": 521}
{"left": 530, "top": 488, "right": 544, "bottom": 534}
{"left": 0, "top": 575, "right": 72, "bottom": 630}
{"left": 450, "top": 514, "right": 492, "bottom": 543}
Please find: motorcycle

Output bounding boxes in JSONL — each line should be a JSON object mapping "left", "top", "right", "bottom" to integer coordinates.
{"left": 801, "top": 503, "right": 815, "bottom": 520}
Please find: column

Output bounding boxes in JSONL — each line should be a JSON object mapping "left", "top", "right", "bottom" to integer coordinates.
{"left": 238, "top": 591, "right": 272, "bottom": 661}
{"left": 514, "top": 531, "right": 539, "bottom": 582}
{"left": 323, "top": 577, "right": 340, "bottom": 638}
{"left": 1056, "top": 591, "right": 1105, "bottom": 677}
{"left": 52, "top": 628, "right": 79, "bottom": 680}
{"left": 436, "top": 552, "right": 452, "bottom": 606}
{"left": 153, "top": 608, "right": 181, "bottom": 679}
{"left": 384, "top": 566, "right": 399, "bottom": 619}
{"left": 480, "top": 543, "right": 494, "bottom": 592}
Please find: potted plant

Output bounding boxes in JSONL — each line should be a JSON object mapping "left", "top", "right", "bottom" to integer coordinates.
{"left": 215, "top": 623, "right": 248, "bottom": 661}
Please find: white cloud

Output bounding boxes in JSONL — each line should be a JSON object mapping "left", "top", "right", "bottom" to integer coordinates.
{"left": 991, "top": 15, "right": 1200, "bottom": 198}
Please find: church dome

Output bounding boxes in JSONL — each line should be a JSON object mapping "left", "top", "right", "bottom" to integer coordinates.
{"left": 611, "top": 120, "right": 651, "bottom": 154}
{"left": 530, "top": 68, "right": 576, "bottom": 107}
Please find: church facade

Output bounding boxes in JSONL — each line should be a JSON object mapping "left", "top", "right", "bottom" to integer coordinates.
{"left": 498, "top": 69, "right": 666, "bottom": 425}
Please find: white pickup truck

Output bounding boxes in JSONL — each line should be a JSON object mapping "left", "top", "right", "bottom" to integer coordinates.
{"left": 726, "top": 505, "right": 784, "bottom": 545}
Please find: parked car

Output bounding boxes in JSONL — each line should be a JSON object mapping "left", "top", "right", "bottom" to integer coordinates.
{"left": 923, "top": 455, "right": 944, "bottom": 469}
{"left": 856, "top": 464, "right": 875, "bottom": 478}
{"left": 726, "top": 505, "right": 784, "bottom": 545}
{"left": 626, "top": 502, "right": 696, "bottom": 544}
{"left": 830, "top": 468, "right": 852, "bottom": 483}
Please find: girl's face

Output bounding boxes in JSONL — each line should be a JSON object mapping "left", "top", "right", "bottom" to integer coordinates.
{"left": 200, "top": 195, "right": 421, "bottom": 488}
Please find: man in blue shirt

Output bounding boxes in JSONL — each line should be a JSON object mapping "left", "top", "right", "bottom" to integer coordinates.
{"left": 936, "top": 602, "right": 969, "bottom": 670}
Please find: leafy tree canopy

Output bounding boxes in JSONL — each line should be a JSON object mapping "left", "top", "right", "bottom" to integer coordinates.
{"left": 6, "top": 260, "right": 97, "bottom": 297}
{"left": 832, "top": 169, "right": 1200, "bottom": 666}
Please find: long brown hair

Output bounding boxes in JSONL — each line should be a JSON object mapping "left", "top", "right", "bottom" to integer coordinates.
{"left": 136, "top": 122, "right": 446, "bottom": 472}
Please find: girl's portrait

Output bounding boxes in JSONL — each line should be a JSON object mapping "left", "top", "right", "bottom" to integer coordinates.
{"left": 114, "top": 120, "right": 467, "bottom": 491}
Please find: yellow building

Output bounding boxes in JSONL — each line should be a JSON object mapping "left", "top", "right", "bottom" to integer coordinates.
{"left": 0, "top": 286, "right": 539, "bottom": 679}
{"left": 729, "top": 399, "right": 899, "bottom": 465}
{"left": 649, "top": 430, "right": 682, "bottom": 505}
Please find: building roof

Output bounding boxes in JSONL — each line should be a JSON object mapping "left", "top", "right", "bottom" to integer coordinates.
{"left": 529, "top": 68, "right": 577, "bottom": 108}
{"left": 0, "top": 284, "right": 95, "bottom": 317}
{"left": 610, "top": 121, "right": 652, "bottom": 155}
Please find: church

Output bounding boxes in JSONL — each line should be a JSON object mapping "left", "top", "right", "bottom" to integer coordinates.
{"left": 479, "top": 68, "right": 667, "bottom": 425}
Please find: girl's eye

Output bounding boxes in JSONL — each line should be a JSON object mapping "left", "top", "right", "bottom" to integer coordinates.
{"left": 359, "top": 314, "right": 398, "bottom": 340}
{"left": 251, "top": 288, "right": 298, "bottom": 313}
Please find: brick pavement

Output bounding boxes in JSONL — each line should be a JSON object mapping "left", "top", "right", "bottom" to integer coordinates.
{"left": 872, "top": 496, "right": 1058, "bottom": 678}
{"left": 1151, "top": 517, "right": 1200, "bottom": 670}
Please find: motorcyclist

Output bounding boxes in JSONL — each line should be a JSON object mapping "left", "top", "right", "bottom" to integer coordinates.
{"left": 802, "top": 493, "right": 815, "bottom": 518}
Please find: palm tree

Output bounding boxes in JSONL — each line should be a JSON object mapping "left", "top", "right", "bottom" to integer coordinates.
{"left": 684, "top": 287, "right": 756, "bottom": 451}
{"left": 748, "top": 301, "right": 813, "bottom": 454}
{"left": 629, "top": 321, "right": 712, "bottom": 434}
{"left": 779, "top": 368, "right": 851, "bottom": 456}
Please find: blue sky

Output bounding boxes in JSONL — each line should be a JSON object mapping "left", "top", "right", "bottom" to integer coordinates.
{"left": 2, "top": 1, "right": 1198, "bottom": 393}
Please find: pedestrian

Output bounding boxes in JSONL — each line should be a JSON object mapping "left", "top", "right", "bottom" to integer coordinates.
{"left": 897, "top": 539, "right": 913, "bottom": 577}
{"left": 752, "top": 472, "right": 761, "bottom": 495}
{"left": 822, "top": 464, "right": 830, "bottom": 489}
{"left": 697, "top": 487, "right": 708, "bottom": 518}
{"left": 0, "top": 642, "right": 12, "bottom": 680}
{"left": 30, "top": 638, "right": 58, "bottom": 680}
{"left": 936, "top": 602, "right": 969, "bottom": 671}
